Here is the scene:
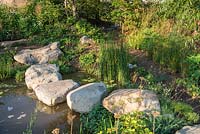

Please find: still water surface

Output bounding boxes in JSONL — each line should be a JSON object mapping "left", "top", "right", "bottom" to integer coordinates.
{"left": 0, "top": 72, "right": 93, "bottom": 134}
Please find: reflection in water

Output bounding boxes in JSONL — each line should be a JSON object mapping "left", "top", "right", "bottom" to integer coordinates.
{"left": 36, "top": 101, "right": 67, "bottom": 114}
{"left": 0, "top": 81, "right": 80, "bottom": 134}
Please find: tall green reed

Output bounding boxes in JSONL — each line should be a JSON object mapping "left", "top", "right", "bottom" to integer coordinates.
{"left": 0, "top": 55, "right": 12, "bottom": 81}
{"left": 99, "top": 42, "right": 130, "bottom": 86}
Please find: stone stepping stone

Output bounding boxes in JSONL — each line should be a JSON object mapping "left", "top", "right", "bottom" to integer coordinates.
{"left": 67, "top": 82, "right": 107, "bottom": 113}
{"left": 34, "top": 80, "right": 79, "bottom": 106}
{"left": 25, "top": 64, "right": 62, "bottom": 89}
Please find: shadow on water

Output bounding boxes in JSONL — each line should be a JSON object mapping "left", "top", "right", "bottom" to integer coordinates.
{"left": 0, "top": 72, "right": 94, "bottom": 134}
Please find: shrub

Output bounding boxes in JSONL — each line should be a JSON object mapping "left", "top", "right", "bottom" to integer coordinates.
{"left": 0, "top": 5, "right": 23, "bottom": 41}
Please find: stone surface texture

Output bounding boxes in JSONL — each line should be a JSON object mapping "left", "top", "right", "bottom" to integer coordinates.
{"left": 103, "top": 89, "right": 160, "bottom": 115}
{"left": 14, "top": 42, "right": 62, "bottom": 65}
{"left": 67, "top": 82, "right": 107, "bottom": 113}
{"left": 25, "top": 64, "right": 62, "bottom": 89}
{"left": 34, "top": 80, "right": 79, "bottom": 106}
{"left": 176, "top": 125, "right": 200, "bottom": 134}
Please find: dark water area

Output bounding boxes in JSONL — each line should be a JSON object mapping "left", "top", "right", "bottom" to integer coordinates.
{"left": 0, "top": 72, "right": 93, "bottom": 134}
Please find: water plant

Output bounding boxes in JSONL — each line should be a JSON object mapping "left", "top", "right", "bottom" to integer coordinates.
{"left": 15, "top": 70, "right": 25, "bottom": 83}
{"left": 99, "top": 43, "right": 130, "bottom": 86}
{"left": 23, "top": 110, "right": 37, "bottom": 134}
{"left": 0, "top": 54, "right": 12, "bottom": 81}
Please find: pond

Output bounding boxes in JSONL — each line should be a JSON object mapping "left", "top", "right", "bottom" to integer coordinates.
{"left": 0, "top": 72, "right": 95, "bottom": 134}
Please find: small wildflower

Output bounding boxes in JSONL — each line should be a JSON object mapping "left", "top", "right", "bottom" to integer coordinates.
{"left": 52, "top": 128, "right": 60, "bottom": 134}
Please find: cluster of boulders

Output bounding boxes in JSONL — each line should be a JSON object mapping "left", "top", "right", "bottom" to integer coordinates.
{"left": 14, "top": 42, "right": 162, "bottom": 114}
{"left": 14, "top": 42, "right": 198, "bottom": 133}
{"left": 13, "top": 42, "right": 106, "bottom": 113}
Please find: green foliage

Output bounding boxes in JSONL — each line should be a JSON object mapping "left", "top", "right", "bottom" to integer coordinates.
{"left": 148, "top": 115, "right": 185, "bottom": 134}
{"left": 79, "top": 52, "right": 96, "bottom": 74}
{"left": 160, "top": 98, "right": 199, "bottom": 124}
{"left": 0, "top": 54, "right": 13, "bottom": 80}
{"left": 76, "top": 0, "right": 112, "bottom": 21}
{"left": 171, "top": 102, "right": 199, "bottom": 123}
{"left": 75, "top": 19, "right": 103, "bottom": 39}
{"left": 23, "top": 0, "right": 66, "bottom": 43}
{"left": 15, "top": 70, "right": 25, "bottom": 83}
{"left": 80, "top": 105, "right": 114, "bottom": 134}
{"left": 99, "top": 43, "right": 130, "bottom": 86}
{"left": 23, "top": 110, "right": 37, "bottom": 134}
{"left": 157, "top": 0, "right": 200, "bottom": 33}
{"left": 111, "top": 0, "right": 144, "bottom": 32}
{"left": 117, "top": 112, "right": 153, "bottom": 134}
{"left": 0, "top": 83, "right": 17, "bottom": 89}
{"left": 187, "top": 54, "right": 200, "bottom": 85}
{"left": 133, "top": 31, "right": 195, "bottom": 73}
{"left": 50, "top": 57, "right": 74, "bottom": 75}
{"left": 0, "top": 5, "right": 23, "bottom": 41}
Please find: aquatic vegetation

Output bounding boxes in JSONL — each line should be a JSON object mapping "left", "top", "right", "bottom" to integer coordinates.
{"left": 23, "top": 110, "right": 37, "bottom": 134}
{"left": 99, "top": 43, "right": 130, "bottom": 86}
{"left": 0, "top": 54, "right": 12, "bottom": 81}
{"left": 15, "top": 70, "right": 25, "bottom": 83}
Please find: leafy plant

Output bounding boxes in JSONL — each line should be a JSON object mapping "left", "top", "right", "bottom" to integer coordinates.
{"left": 147, "top": 115, "right": 185, "bottom": 134}
{"left": 80, "top": 105, "right": 114, "bottom": 134}
{"left": 117, "top": 112, "right": 153, "bottom": 134}
{"left": 15, "top": 70, "right": 25, "bottom": 83}
{"left": 79, "top": 52, "right": 96, "bottom": 74}
{"left": 187, "top": 54, "right": 200, "bottom": 86}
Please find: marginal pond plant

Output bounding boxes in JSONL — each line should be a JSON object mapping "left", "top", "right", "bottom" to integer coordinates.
{"left": 99, "top": 43, "right": 130, "bottom": 86}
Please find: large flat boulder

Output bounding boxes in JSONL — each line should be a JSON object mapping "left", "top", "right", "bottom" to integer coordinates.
{"left": 14, "top": 42, "right": 62, "bottom": 65}
{"left": 67, "top": 82, "right": 107, "bottom": 113}
{"left": 176, "top": 125, "right": 200, "bottom": 134}
{"left": 103, "top": 89, "right": 160, "bottom": 115}
{"left": 34, "top": 80, "right": 79, "bottom": 106}
{"left": 25, "top": 64, "right": 62, "bottom": 89}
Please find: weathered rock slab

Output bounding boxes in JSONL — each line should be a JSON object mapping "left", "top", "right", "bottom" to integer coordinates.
{"left": 34, "top": 80, "right": 79, "bottom": 106}
{"left": 67, "top": 82, "right": 107, "bottom": 113}
{"left": 14, "top": 42, "right": 62, "bottom": 65}
{"left": 176, "top": 125, "right": 200, "bottom": 134}
{"left": 103, "top": 89, "right": 160, "bottom": 115}
{"left": 25, "top": 64, "right": 62, "bottom": 89}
